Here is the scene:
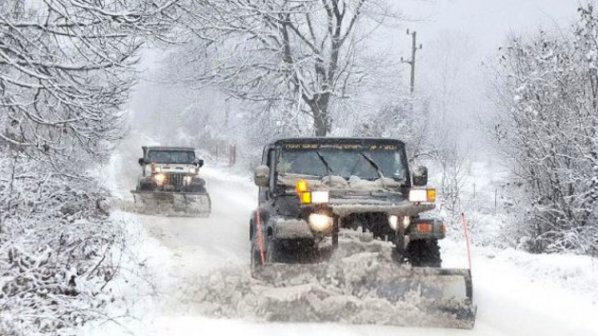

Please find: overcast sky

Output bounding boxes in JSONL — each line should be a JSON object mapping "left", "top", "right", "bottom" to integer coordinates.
{"left": 392, "top": 0, "right": 580, "bottom": 92}
{"left": 395, "top": 0, "right": 578, "bottom": 54}
{"left": 374, "top": 0, "right": 582, "bottom": 150}
{"left": 380, "top": 0, "right": 580, "bottom": 91}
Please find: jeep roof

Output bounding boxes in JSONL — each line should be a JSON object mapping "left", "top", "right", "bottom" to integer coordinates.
{"left": 142, "top": 146, "right": 195, "bottom": 152}
{"left": 270, "top": 137, "right": 406, "bottom": 146}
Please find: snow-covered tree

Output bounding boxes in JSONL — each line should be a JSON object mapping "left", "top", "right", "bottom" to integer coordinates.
{"left": 0, "top": 2, "right": 186, "bottom": 335}
{"left": 494, "top": 5, "right": 598, "bottom": 255}
{"left": 161, "top": 0, "right": 394, "bottom": 136}
{"left": 0, "top": 0, "right": 180, "bottom": 171}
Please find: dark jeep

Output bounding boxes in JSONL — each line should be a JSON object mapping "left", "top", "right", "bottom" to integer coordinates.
{"left": 250, "top": 137, "right": 445, "bottom": 269}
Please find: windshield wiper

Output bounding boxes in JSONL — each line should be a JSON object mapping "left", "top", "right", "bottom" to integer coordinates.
{"left": 359, "top": 152, "right": 386, "bottom": 187}
{"left": 315, "top": 150, "right": 334, "bottom": 175}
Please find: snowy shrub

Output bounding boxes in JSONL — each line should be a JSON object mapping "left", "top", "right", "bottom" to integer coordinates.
{"left": 494, "top": 5, "right": 598, "bottom": 255}
{"left": 0, "top": 1, "right": 188, "bottom": 332}
{"left": 0, "top": 153, "right": 124, "bottom": 336}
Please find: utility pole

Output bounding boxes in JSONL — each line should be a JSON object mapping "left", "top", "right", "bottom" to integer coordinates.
{"left": 401, "top": 29, "right": 423, "bottom": 95}
{"left": 224, "top": 96, "right": 230, "bottom": 128}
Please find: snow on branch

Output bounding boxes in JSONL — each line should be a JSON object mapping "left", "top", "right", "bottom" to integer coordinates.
{"left": 493, "top": 5, "right": 598, "bottom": 255}
{"left": 0, "top": 152, "right": 123, "bottom": 335}
{"left": 0, "top": 0, "right": 181, "bottom": 171}
{"left": 160, "top": 0, "right": 391, "bottom": 136}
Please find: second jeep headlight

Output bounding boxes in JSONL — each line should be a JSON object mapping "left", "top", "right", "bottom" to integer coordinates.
{"left": 308, "top": 213, "right": 333, "bottom": 232}
{"left": 154, "top": 173, "right": 166, "bottom": 185}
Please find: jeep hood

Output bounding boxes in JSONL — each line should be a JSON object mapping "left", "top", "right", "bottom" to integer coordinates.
{"left": 278, "top": 174, "right": 434, "bottom": 217}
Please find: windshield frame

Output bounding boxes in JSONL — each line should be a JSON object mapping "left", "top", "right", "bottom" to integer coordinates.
{"left": 147, "top": 150, "right": 196, "bottom": 164}
{"left": 274, "top": 141, "right": 410, "bottom": 185}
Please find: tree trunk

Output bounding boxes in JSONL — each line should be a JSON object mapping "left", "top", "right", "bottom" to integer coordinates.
{"left": 314, "top": 117, "right": 327, "bottom": 136}
{"left": 310, "top": 95, "right": 330, "bottom": 136}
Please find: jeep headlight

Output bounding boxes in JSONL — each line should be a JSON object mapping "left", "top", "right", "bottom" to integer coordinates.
{"left": 154, "top": 173, "right": 166, "bottom": 186}
{"left": 311, "top": 191, "right": 329, "bottom": 204}
{"left": 409, "top": 188, "right": 436, "bottom": 203}
{"left": 298, "top": 191, "right": 329, "bottom": 205}
{"left": 183, "top": 176, "right": 193, "bottom": 185}
{"left": 308, "top": 213, "right": 333, "bottom": 232}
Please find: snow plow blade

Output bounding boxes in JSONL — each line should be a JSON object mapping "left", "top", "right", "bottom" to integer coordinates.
{"left": 251, "top": 261, "right": 476, "bottom": 329}
{"left": 131, "top": 190, "right": 211, "bottom": 217}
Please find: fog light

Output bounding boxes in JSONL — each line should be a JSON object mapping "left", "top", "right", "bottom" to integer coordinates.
{"left": 308, "top": 213, "right": 333, "bottom": 232}
{"left": 388, "top": 215, "right": 398, "bottom": 231}
{"left": 403, "top": 216, "right": 411, "bottom": 228}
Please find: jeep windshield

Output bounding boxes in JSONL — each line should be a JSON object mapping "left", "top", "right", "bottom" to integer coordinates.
{"left": 147, "top": 150, "right": 195, "bottom": 164}
{"left": 276, "top": 142, "right": 407, "bottom": 181}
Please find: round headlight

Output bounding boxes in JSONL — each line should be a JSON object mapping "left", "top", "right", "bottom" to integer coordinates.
{"left": 403, "top": 216, "right": 411, "bottom": 229}
{"left": 388, "top": 215, "right": 398, "bottom": 231}
{"left": 308, "top": 213, "right": 334, "bottom": 232}
{"left": 154, "top": 173, "right": 166, "bottom": 185}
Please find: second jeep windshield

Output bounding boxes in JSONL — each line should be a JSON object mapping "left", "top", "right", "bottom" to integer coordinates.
{"left": 148, "top": 151, "right": 195, "bottom": 164}
{"left": 277, "top": 148, "right": 406, "bottom": 181}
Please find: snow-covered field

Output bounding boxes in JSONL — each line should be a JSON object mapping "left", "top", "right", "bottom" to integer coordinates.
{"left": 80, "top": 153, "right": 598, "bottom": 336}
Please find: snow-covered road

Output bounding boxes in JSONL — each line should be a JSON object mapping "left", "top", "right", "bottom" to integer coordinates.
{"left": 138, "top": 171, "right": 254, "bottom": 273}
{"left": 85, "top": 166, "right": 598, "bottom": 336}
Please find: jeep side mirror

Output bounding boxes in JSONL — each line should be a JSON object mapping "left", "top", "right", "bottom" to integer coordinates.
{"left": 195, "top": 159, "right": 204, "bottom": 167}
{"left": 138, "top": 158, "right": 145, "bottom": 166}
{"left": 254, "top": 165, "right": 270, "bottom": 187}
{"left": 412, "top": 166, "right": 428, "bottom": 186}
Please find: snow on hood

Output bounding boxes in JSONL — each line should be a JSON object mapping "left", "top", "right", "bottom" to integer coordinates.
{"left": 279, "top": 174, "right": 403, "bottom": 192}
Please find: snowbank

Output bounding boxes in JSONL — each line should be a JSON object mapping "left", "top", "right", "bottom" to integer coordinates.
{"left": 0, "top": 168, "right": 125, "bottom": 335}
